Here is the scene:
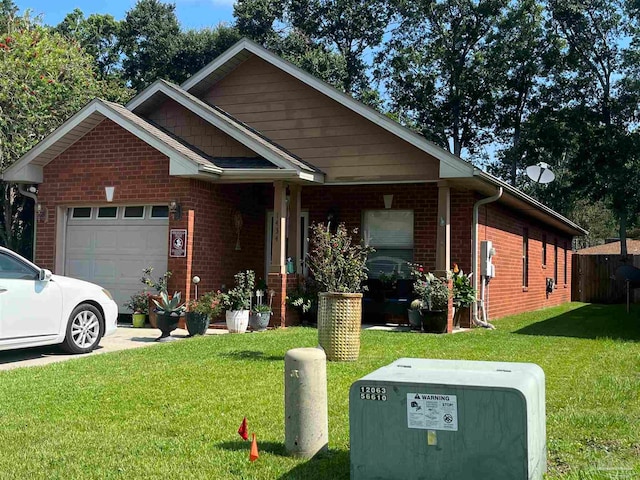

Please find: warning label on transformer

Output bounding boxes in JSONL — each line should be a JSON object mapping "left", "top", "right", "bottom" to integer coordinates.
{"left": 407, "top": 393, "right": 458, "bottom": 431}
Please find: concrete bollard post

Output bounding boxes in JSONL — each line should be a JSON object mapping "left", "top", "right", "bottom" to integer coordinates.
{"left": 285, "top": 347, "right": 329, "bottom": 458}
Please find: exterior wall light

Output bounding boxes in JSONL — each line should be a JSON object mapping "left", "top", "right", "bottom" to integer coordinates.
{"left": 105, "top": 186, "right": 115, "bottom": 202}
{"left": 169, "top": 200, "right": 182, "bottom": 220}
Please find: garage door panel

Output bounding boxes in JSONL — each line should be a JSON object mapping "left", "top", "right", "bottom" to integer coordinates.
{"left": 65, "top": 212, "right": 169, "bottom": 313}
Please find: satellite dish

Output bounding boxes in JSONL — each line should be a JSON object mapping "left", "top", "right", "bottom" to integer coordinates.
{"left": 526, "top": 162, "right": 555, "bottom": 184}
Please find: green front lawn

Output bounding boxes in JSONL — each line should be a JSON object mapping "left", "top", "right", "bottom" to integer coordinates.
{"left": 0, "top": 303, "right": 638, "bottom": 479}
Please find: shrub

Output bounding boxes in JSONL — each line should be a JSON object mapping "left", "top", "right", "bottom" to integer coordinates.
{"left": 307, "top": 223, "right": 374, "bottom": 293}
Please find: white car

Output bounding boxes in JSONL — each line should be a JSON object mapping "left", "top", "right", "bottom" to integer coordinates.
{"left": 0, "top": 247, "right": 117, "bottom": 354}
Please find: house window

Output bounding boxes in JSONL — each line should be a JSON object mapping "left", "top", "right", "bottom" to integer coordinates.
{"left": 123, "top": 206, "right": 145, "bottom": 218}
{"left": 542, "top": 234, "right": 547, "bottom": 267}
{"left": 554, "top": 239, "right": 558, "bottom": 285}
{"left": 564, "top": 241, "right": 568, "bottom": 285}
{"left": 72, "top": 207, "right": 92, "bottom": 219}
{"left": 522, "top": 228, "right": 529, "bottom": 288}
{"left": 97, "top": 207, "right": 117, "bottom": 218}
{"left": 363, "top": 210, "right": 414, "bottom": 278}
{"left": 151, "top": 205, "right": 169, "bottom": 218}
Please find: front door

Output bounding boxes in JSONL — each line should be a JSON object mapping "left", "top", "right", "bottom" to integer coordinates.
{"left": 0, "top": 251, "right": 63, "bottom": 341}
{"left": 265, "top": 211, "right": 309, "bottom": 278}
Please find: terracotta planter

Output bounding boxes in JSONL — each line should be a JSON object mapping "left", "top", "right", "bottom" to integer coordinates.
{"left": 186, "top": 312, "right": 209, "bottom": 336}
{"left": 226, "top": 310, "right": 249, "bottom": 333}
{"left": 132, "top": 313, "right": 146, "bottom": 328}
{"left": 317, "top": 292, "right": 362, "bottom": 362}
{"left": 249, "top": 312, "right": 271, "bottom": 332}
{"left": 422, "top": 310, "right": 448, "bottom": 334}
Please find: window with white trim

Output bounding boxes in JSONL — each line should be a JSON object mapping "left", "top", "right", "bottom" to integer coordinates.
{"left": 363, "top": 210, "right": 414, "bottom": 278}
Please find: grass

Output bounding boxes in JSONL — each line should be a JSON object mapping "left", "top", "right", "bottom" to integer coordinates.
{"left": 0, "top": 302, "right": 638, "bottom": 479}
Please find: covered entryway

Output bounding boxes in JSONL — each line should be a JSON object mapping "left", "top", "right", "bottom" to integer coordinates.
{"left": 64, "top": 205, "right": 169, "bottom": 313}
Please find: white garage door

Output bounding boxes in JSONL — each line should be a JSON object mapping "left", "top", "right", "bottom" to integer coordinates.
{"left": 65, "top": 205, "right": 169, "bottom": 314}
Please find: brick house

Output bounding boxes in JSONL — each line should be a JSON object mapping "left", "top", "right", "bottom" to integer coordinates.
{"left": 2, "top": 39, "right": 586, "bottom": 331}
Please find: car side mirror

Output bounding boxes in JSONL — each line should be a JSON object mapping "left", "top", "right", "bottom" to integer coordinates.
{"left": 39, "top": 269, "right": 53, "bottom": 282}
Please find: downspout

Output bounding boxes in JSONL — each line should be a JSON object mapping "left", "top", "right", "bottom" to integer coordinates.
{"left": 17, "top": 184, "right": 38, "bottom": 261}
{"left": 472, "top": 187, "right": 503, "bottom": 328}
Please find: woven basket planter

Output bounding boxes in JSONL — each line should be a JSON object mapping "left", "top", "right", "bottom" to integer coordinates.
{"left": 317, "top": 292, "right": 363, "bottom": 362}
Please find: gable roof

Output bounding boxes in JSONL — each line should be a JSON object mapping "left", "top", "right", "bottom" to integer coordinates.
{"left": 132, "top": 38, "right": 475, "bottom": 180}
{"left": 1, "top": 98, "right": 223, "bottom": 183}
{"left": 128, "top": 79, "right": 322, "bottom": 181}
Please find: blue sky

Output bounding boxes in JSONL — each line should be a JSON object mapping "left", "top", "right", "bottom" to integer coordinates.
{"left": 14, "top": 0, "right": 236, "bottom": 30}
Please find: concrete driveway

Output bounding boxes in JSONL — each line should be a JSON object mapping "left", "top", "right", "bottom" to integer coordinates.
{"left": 0, "top": 326, "right": 227, "bottom": 371}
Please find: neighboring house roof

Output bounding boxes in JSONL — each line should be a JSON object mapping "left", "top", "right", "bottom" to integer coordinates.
{"left": 577, "top": 240, "right": 640, "bottom": 255}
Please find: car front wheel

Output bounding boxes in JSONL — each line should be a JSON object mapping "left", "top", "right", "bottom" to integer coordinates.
{"left": 62, "top": 303, "right": 104, "bottom": 354}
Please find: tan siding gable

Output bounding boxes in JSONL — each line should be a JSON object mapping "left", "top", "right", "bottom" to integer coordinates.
{"left": 203, "top": 55, "right": 439, "bottom": 182}
{"left": 147, "top": 98, "right": 256, "bottom": 159}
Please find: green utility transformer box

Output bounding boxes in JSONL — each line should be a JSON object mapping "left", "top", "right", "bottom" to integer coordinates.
{"left": 350, "top": 358, "right": 546, "bottom": 480}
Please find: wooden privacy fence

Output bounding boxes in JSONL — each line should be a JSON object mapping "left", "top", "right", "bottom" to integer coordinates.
{"left": 572, "top": 254, "right": 640, "bottom": 303}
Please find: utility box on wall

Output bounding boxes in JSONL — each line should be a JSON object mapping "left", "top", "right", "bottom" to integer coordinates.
{"left": 349, "top": 358, "right": 546, "bottom": 480}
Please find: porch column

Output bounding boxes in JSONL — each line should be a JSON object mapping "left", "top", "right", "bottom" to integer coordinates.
{"left": 269, "top": 181, "right": 288, "bottom": 327}
{"left": 287, "top": 184, "right": 302, "bottom": 274}
{"left": 270, "top": 181, "right": 287, "bottom": 274}
{"left": 436, "top": 181, "right": 451, "bottom": 271}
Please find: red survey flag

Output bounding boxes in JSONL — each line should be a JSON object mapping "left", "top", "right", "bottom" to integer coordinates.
{"left": 250, "top": 433, "right": 259, "bottom": 462}
{"left": 238, "top": 417, "right": 248, "bottom": 441}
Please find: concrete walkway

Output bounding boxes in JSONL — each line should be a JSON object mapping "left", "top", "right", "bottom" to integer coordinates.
{"left": 0, "top": 325, "right": 228, "bottom": 371}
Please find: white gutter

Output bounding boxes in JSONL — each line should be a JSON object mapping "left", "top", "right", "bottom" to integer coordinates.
{"left": 472, "top": 187, "right": 503, "bottom": 328}
{"left": 17, "top": 184, "right": 38, "bottom": 260}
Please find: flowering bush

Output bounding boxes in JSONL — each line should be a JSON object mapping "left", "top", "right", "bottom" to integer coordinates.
{"left": 307, "top": 223, "right": 374, "bottom": 293}
{"left": 452, "top": 263, "right": 476, "bottom": 308}
{"left": 220, "top": 270, "right": 255, "bottom": 311}
{"left": 408, "top": 262, "right": 451, "bottom": 311}
{"left": 187, "top": 291, "right": 222, "bottom": 316}
{"left": 123, "top": 291, "right": 149, "bottom": 314}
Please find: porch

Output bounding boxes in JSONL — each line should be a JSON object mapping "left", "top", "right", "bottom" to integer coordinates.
{"left": 180, "top": 180, "right": 457, "bottom": 330}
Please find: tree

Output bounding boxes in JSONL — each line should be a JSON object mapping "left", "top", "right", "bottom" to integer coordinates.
{"left": 546, "top": 0, "right": 640, "bottom": 256}
{"left": 54, "top": 9, "right": 132, "bottom": 103}
{"left": 0, "top": 14, "right": 105, "bottom": 254}
{"left": 54, "top": 9, "right": 121, "bottom": 77}
{"left": 234, "top": 0, "right": 391, "bottom": 102}
{"left": 119, "top": 0, "right": 181, "bottom": 91}
{"left": 286, "top": 0, "right": 394, "bottom": 95}
{"left": 171, "top": 26, "right": 241, "bottom": 85}
{"left": 381, "top": 0, "right": 509, "bottom": 157}
{"left": 0, "top": 0, "right": 17, "bottom": 33}
{"left": 488, "top": 0, "right": 561, "bottom": 185}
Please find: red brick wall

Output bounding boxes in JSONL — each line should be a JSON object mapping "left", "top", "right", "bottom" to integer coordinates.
{"left": 185, "top": 181, "right": 268, "bottom": 295}
{"left": 301, "top": 183, "right": 439, "bottom": 270}
{"left": 36, "top": 119, "right": 267, "bottom": 304}
{"left": 477, "top": 201, "right": 573, "bottom": 320}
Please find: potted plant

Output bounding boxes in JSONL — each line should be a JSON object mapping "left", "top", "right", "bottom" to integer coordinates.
{"left": 220, "top": 270, "right": 255, "bottom": 333}
{"left": 152, "top": 290, "right": 185, "bottom": 341}
{"left": 452, "top": 264, "right": 476, "bottom": 329}
{"left": 141, "top": 267, "right": 172, "bottom": 328}
{"left": 286, "top": 277, "right": 319, "bottom": 325}
{"left": 250, "top": 304, "right": 272, "bottom": 332}
{"left": 123, "top": 291, "right": 149, "bottom": 328}
{"left": 307, "top": 222, "right": 374, "bottom": 361}
{"left": 420, "top": 272, "right": 451, "bottom": 334}
{"left": 186, "top": 291, "right": 221, "bottom": 336}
